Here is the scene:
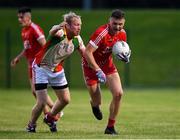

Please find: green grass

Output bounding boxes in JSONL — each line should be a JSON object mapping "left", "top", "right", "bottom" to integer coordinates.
{"left": 0, "top": 88, "right": 180, "bottom": 139}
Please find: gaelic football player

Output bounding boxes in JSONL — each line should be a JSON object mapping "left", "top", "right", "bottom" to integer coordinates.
{"left": 11, "top": 7, "right": 62, "bottom": 119}
{"left": 82, "top": 9, "right": 129, "bottom": 135}
{"left": 26, "top": 11, "right": 85, "bottom": 132}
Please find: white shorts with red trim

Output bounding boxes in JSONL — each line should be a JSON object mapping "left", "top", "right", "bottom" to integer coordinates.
{"left": 32, "top": 64, "right": 67, "bottom": 87}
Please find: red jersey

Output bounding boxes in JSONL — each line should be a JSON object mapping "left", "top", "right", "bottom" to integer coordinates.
{"left": 82, "top": 24, "right": 126, "bottom": 68}
{"left": 82, "top": 24, "right": 127, "bottom": 85}
{"left": 21, "top": 22, "right": 45, "bottom": 61}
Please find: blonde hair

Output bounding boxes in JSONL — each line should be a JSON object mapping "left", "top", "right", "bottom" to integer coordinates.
{"left": 63, "top": 11, "right": 81, "bottom": 25}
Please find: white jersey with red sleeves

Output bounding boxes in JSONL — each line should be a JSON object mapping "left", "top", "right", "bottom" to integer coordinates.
{"left": 35, "top": 28, "right": 85, "bottom": 72}
{"left": 82, "top": 23, "right": 126, "bottom": 68}
{"left": 21, "top": 22, "right": 45, "bottom": 60}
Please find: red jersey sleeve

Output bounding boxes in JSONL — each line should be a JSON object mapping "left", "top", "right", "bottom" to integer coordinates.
{"left": 31, "top": 23, "right": 45, "bottom": 41}
{"left": 89, "top": 24, "right": 108, "bottom": 49}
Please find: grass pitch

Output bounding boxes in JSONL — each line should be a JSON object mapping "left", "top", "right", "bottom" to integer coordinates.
{"left": 0, "top": 88, "right": 180, "bottom": 139}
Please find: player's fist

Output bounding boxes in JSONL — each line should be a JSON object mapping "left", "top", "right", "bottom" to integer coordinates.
{"left": 10, "top": 57, "right": 19, "bottom": 67}
{"left": 96, "top": 70, "right": 106, "bottom": 83}
{"left": 59, "top": 21, "right": 67, "bottom": 28}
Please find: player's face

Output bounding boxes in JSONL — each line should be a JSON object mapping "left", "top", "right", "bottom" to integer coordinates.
{"left": 68, "top": 17, "right": 82, "bottom": 36}
{"left": 109, "top": 17, "right": 125, "bottom": 35}
{"left": 17, "top": 13, "right": 31, "bottom": 27}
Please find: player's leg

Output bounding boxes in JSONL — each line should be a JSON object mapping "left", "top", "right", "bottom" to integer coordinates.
{"left": 29, "top": 78, "right": 52, "bottom": 114}
{"left": 29, "top": 64, "right": 53, "bottom": 114}
{"left": 44, "top": 96, "right": 65, "bottom": 120}
{"left": 27, "top": 85, "right": 48, "bottom": 132}
{"left": 104, "top": 72, "right": 123, "bottom": 135}
{"left": 46, "top": 95, "right": 54, "bottom": 109}
{"left": 43, "top": 69, "right": 69, "bottom": 132}
{"left": 83, "top": 66, "right": 103, "bottom": 120}
{"left": 30, "top": 78, "right": 63, "bottom": 118}
{"left": 30, "top": 88, "right": 48, "bottom": 123}
{"left": 50, "top": 69, "right": 69, "bottom": 116}
{"left": 30, "top": 63, "right": 59, "bottom": 116}
{"left": 87, "top": 84, "right": 103, "bottom": 120}
{"left": 52, "top": 87, "right": 70, "bottom": 115}
{"left": 31, "top": 79, "right": 64, "bottom": 119}
{"left": 43, "top": 87, "right": 70, "bottom": 132}
{"left": 27, "top": 63, "right": 49, "bottom": 132}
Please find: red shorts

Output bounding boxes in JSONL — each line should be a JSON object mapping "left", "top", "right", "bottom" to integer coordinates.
{"left": 82, "top": 62, "right": 117, "bottom": 86}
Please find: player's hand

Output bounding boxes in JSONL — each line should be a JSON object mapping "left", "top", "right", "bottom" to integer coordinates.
{"left": 96, "top": 70, "right": 106, "bottom": 83}
{"left": 116, "top": 53, "right": 129, "bottom": 63}
{"left": 59, "top": 22, "right": 67, "bottom": 28}
{"left": 116, "top": 50, "right": 131, "bottom": 63}
{"left": 10, "top": 57, "right": 19, "bottom": 67}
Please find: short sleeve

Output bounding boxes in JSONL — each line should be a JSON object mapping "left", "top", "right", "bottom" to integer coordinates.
{"left": 77, "top": 35, "right": 85, "bottom": 50}
{"left": 31, "top": 23, "right": 45, "bottom": 41}
{"left": 89, "top": 25, "right": 108, "bottom": 49}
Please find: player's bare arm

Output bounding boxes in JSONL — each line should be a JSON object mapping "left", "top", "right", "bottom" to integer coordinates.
{"left": 11, "top": 48, "right": 26, "bottom": 67}
{"left": 78, "top": 46, "right": 85, "bottom": 57}
{"left": 49, "top": 25, "right": 61, "bottom": 36}
{"left": 77, "top": 36, "right": 86, "bottom": 57}
{"left": 37, "top": 37, "right": 46, "bottom": 47}
{"left": 49, "top": 22, "right": 66, "bottom": 36}
{"left": 84, "top": 43, "right": 100, "bottom": 71}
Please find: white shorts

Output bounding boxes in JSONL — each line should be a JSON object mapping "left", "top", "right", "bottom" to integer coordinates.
{"left": 32, "top": 64, "right": 68, "bottom": 87}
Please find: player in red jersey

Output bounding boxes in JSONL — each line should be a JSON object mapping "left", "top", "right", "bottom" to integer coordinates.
{"left": 11, "top": 7, "right": 57, "bottom": 116}
{"left": 82, "top": 9, "right": 130, "bottom": 135}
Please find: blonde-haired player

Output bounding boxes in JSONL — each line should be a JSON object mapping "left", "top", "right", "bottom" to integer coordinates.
{"left": 26, "top": 11, "right": 85, "bottom": 132}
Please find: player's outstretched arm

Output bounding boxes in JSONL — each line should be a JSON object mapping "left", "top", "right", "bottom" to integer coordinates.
{"left": 84, "top": 43, "right": 106, "bottom": 83}
{"left": 11, "top": 49, "right": 26, "bottom": 67}
{"left": 84, "top": 43, "right": 100, "bottom": 71}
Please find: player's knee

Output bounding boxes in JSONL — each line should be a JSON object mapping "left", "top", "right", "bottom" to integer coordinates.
{"left": 119, "top": 89, "right": 124, "bottom": 96}
{"left": 37, "top": 101, "right": 46, "bottom": 109}
{"left": 36, "top": 98, "right": 48, "bottom": 108}
{"left": 62, "top": 97, "right": 70, "bottom": 105}
{"left": 114, "top": 94, "right": 121, "bottom": 101}
{"left": 63, "top": 99, "right": 70, "bottom": 105}
{"left": 113, "top": 91, "right": 123, "bottom": 101}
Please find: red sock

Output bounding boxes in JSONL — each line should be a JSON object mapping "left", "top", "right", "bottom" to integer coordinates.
{"left": 45, "top": 112, "right": 56, "bottom": 122}
{"left": 107, "top": 118, "right": 115, "bottom": 127}
{"left": 54, "top": 113, "right": 60, "bottom": 121}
